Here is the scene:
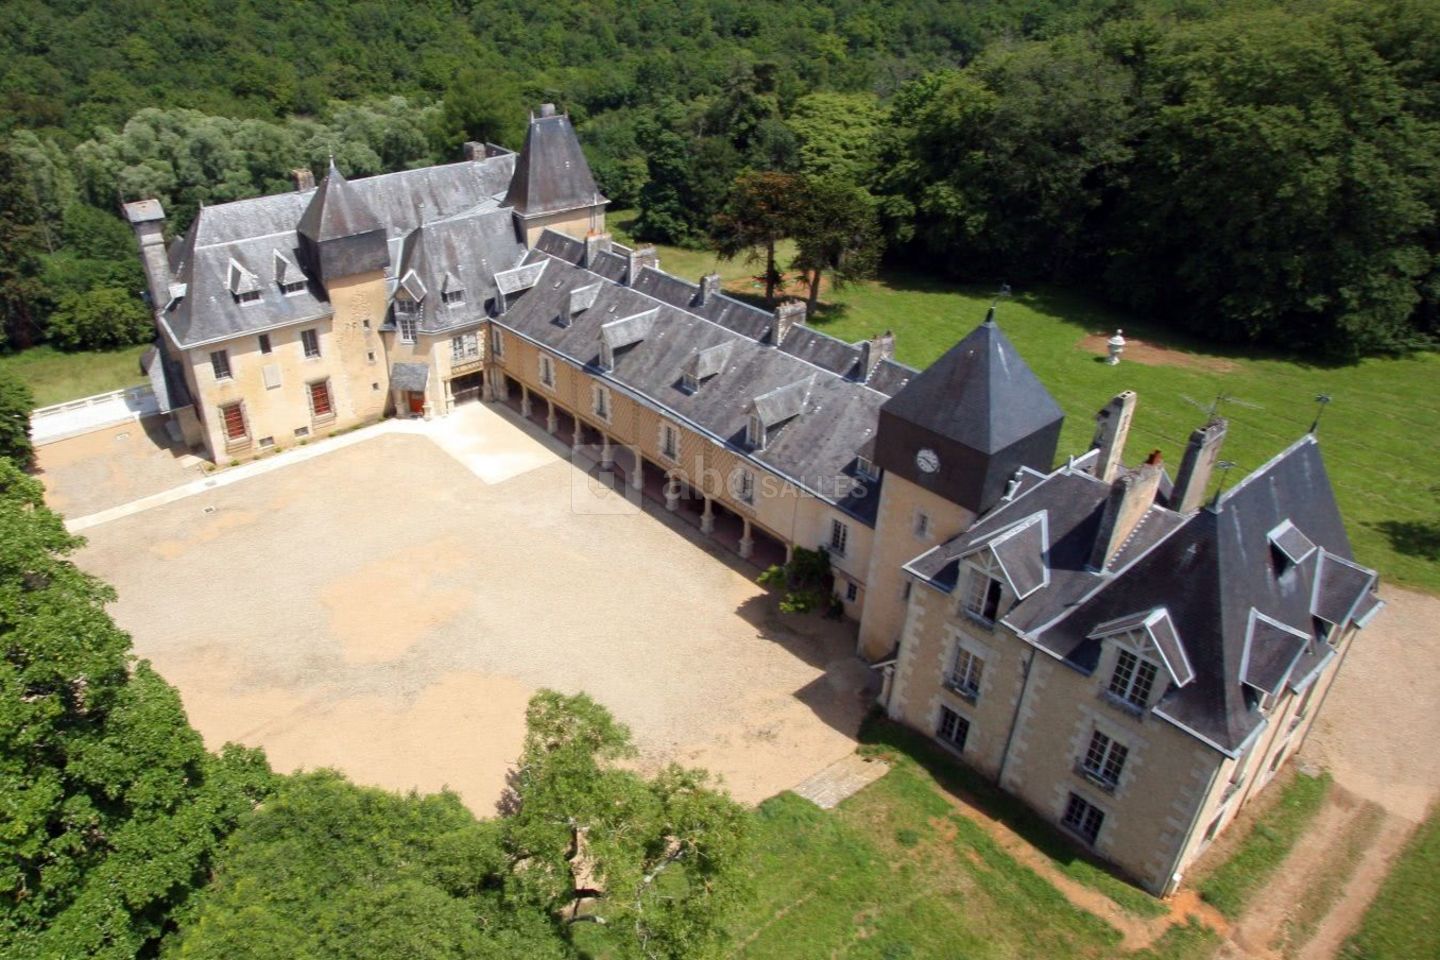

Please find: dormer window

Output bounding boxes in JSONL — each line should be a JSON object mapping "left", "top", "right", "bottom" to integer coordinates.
{"left": 960, "top": 563, "right": 1003, "bottom": 624}
{"left": 1108, "top": 648, "right": 1158, "bottom": 710}
{"left": 681, "top": 371, "right": 699, "bottom": 393}
{"left": 395, "top": 299, "right": 420, "bottom": 317}
{"left": 442, "top": 288, "right": 465, "bottom": 306}
{"left": 236, "top": 290, "right": 261, "bottom": 305}
{"left": 856, "top": 456, "right": 878, "bottom": 481}
{"left": 748, "top": 414, "right": 765, "bottom": 451}
{"left": 1268, "top": 519, "right": 1316, "bottom": 572}
{"left": 280, "top": 279, "right": 306, "bottom": 296}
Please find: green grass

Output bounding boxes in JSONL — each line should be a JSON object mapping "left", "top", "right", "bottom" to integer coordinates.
{"left": 612, "top": 213, "right": 1440, "bottom": 595}
{"left": 1282, "top": 800, "right": 1385, "bottom": 955}
{"left": 0, "top": 344, "right": 149, "bottom": 408}
{"left": 1195, "top": 772, "right": 1332, "bottom": 919}
{"left": 1341, "top": 805, "right": 1440, "bottom": 960}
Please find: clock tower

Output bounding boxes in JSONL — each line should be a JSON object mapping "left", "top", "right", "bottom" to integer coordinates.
{"left": 857, "top": 310, "right": 1064, "bottom": 660}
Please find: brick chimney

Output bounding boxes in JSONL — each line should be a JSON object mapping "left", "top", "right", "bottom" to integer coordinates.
{"left": 773, "top": 300, "right": 807, "bottom": 346}
{"left": 625, "top": 245, "right": 658, "bottom": 285}
{"left": 584, "top": 231, "right": 612, "bottom": 268}
{"left": 122, "top": 199, "right": 171, "bottom": 316}
{"left": 291, "top": 167, "right": 316, "bottom": 191}
{"left": 1172, "top": 418, "right": 1228, "bottom": 513}
{"left": 1090, "top": 390, "right": 1138, "bottom": 483}
{"left": 1089, "top": 450, "right": 1164, "bottom": 571}
{"left": 698, "top": 273, "right": 721, "bottom": 306}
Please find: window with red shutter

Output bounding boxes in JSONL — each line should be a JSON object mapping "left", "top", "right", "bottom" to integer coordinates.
{"left": 309, "top": 380, "right": 333, "bottom": 418}
{"left": 221, "top": 402, "right": 246, "bottom": 440}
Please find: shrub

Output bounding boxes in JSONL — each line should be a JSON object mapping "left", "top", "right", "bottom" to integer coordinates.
{"left": 46, "top": 286, "right": 153, "bottom": 351}
{"left": 0, "top": 365, "right": 34, "bottom": 466}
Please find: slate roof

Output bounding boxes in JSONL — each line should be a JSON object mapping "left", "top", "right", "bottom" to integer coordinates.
{"left": 881, "top": 313, "right": 1064, "bottom": 456}
{"left": 493, "top": 242, "right": 903, "bottom": 523}
{"left": 391, "top": 362, "right": 430, "bottom": 392}
{"left": 907, "top": 435, "right": 1381, "bottom": 754}
{"left": 504, "top": 110, "right": 605, "bottom": 217}
{"left": 159, "top": 155, "right": 516, "bottom": 347}
{"left": 298, "top": 160, "right": 383, "bottom": 242}
{"left": 390, "top": 209, "right": 527, "bottom": 334}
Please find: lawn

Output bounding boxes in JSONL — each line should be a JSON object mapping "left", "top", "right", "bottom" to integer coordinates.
{"left": 0, "top": 343, "right": 149, "bottom": 408}
{"left": 1193, "top": 771, "right": 1331, "bottom": 919}
{"left": 611, "top": 212, "right": 1440, "bottom": 595}
{"left": 1341, "top": 805, "right": 1440, "bottom": 960}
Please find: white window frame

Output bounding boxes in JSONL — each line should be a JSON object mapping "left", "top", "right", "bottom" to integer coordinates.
{"left": 959, "top": 558, "right": 1004, "bottom": 624}
{"left": 660, "top": 422, "right": 679, "bottom": 461}
{"left": 235, "top": 289, "right": 261, "bottom": 306}
{"left": 451, "top": 333, "right": 479, "bottom": 362}
{"left": 280, "top": 279, "right": 306, "bottom": 296}
{"left": 210, "top": 350, "right": 232, "bottom": 381}
{"left": 937, "top": 705, "right": 970, "bottom": 751}
{"left": 946, "top": 646, "right": 985, "bottom": 701}
{"left": 748, "top": 414, "right": 765, "bottom": 450}
{"left": 681, "top": 371, "right": 699, "bottom": 393}
{"left": 300, "top": 328, "right": 321, "bottom": 359}
{"left": 735, "top": 468, "right": 755, "bottom": 504}
{"left": 1062, "top": 793, "right": 1105, "bottom": 845}
{"left": 1107, "top": 644, "right": 1159, "bottom": 711}
{"left": 829, "top": 518, "right": 849, "bottom": 557}
{"left": 1080, "top": 729, "right": 1128, "bottom": 790}
{"left": 398, "top": 314, "right": 418, "bottom": 344}
{"left": 856, "top": 456, "right": 878, "bottom": 481}
{"left": 592, "top": 384, "right": 612, "bottom": 422}
{"left": 539, "top": 354, "right": 555, "bottom": 388}
{"left": 442, "top": 288, "right": 465, "bottom": 306}
{"left": 845, "top": 581, "right": 858, "bottom": 603}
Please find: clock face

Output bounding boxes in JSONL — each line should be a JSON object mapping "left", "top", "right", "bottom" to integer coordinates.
{"left": 916, "top": 448, "right": 941, "bottom": 474}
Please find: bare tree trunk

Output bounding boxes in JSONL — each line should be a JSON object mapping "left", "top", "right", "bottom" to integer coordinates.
{"left": 764, "top": 239, "right": 777, "bottom": 303}
{"left": 807, "top": 268, "right": 822, "bottom": 311}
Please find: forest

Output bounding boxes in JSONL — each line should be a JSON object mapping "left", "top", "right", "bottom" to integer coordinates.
{"left": 0, "top": 0, "right": 1437, "bottom": 360}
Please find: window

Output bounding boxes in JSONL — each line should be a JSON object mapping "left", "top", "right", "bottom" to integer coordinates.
{"left": 660, "top": 423, "right": 679, "bottom": 461}
{"left": 1269, "top": 748, "right": 1286, "bottom": 774}
{"left": 830, "top": 519, "right": 849, "bottom": 557}
{"left": 236, "top": 290, "right": 261, "bottom": 305}
{"left": 937, "top": 706, "right": 970, "bottom": 751}
{"left": 681, "top": 371, "right": 698, "bottom": 393}
{"left": 451, "top": 333, "right": 479, "bottom": 362}
{"left": 593, "top": 384, "right": 611, "bottom": 422}
{"left": 398, "top": 315, "right": 418, "bottom": 344}
{"left": 539, "top": 355, "right": 555, "bottom": 388}
{"left": 914, "top": 510, "right": 931, "bottom": 539}
{"left": 442, "top": 288, "right": 465, "bottom": 306}
{"left": 308, "top": 379, "right": 334, "bottom": 420}
{"left": 961, "top": 566, "right": 1003, "bottom": 623}
{"left": 735, "top": 469, "right": 755, "bottom": 504}
{"left": 490, "top": 327, "right": 505, "bottom": 358}
{"left": 946, "top": 647, "right": 985, "bottom": 700}
{"left": 856, "top": 456, "right": 877, "bottom": 481}
{"left": 210, "top": 350, "right": 232, "bottom": 380}
{"left": 219, "top": 402, "right": 246, "bottom": 441}
{"left": 258, "top": 333, "right": 272, "bottom": 354}
{"left": 280, "top": 279, "right": 306, "bottom": 296}
{"left": 301, "top": 328, "right": 321, "bottom": 359}
{"left": 748, "top": 414, "right": 765, "bottom": 450}
{"left": 395, "top": 298, "right": 419, "bottom": 317}
{"left": 294, "top": 426, "right": 310, "bottom": 438}
{"left": 1203, "top": 812, "right": 1224, "bottom": 844}
{"left": 1108, "top": 649, "right": 1158, "bottom": 710}
{"left": 1081, "top": 730, "right": 1129, "bottom": 789}
{"left": 1062, "top": 793, "right": 1105, "bottom": 845}
{"left": 367, "top": 351, "right": 376, "bottom": 363}
{"left": 845, "top": 581, "right": 858, "bottom": 603}
{"left": 258, "top": 436, "right": 275, "bottom": 449}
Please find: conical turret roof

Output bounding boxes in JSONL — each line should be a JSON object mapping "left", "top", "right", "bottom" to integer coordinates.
{"left": 298, "top": 160, "right": 383, "bottom": 243}
{"left": 503, "top": 107, "right": 605, "bottom": 217}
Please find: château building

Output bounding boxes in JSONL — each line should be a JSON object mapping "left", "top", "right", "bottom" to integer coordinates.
{"left": 124, "top": 103, "right": 1383, "bottom": 896}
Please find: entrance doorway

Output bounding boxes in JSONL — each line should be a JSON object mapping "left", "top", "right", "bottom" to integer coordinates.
{"left": 450, "top": 372, "right": 484, "bottom": 406}
{"left": 407, "top": 391, "right": 425, "bottom": 416}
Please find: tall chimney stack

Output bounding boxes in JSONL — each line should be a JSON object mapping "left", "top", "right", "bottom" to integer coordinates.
{"left": 855, "top": 330, "right": 895, "bottom": 381}
{"left": 291, "top": 167, "right": 316, "bottom": 191}
{"left": 122, "top": 199, "right": 172, "bottom": 317}
{"left": 1172, "top": 418, "right": 1228, "bottom": 513}
{"left": 697, "top": 273, "right": 721, "bottom": 306}
{"left": 1090, "top": 390, "right": 1138, "bottom": 483}
{"left": 1089, "top": 450, "right": 1165, "bottom": 571}
{"left": 584, "top": 231, "right": 613, "bottom": 268}
{"left": 625, "top": 245, "right": 658, "bottom": 284}
{"left": 773, "top": 300, "right": 807, "bottom": 346}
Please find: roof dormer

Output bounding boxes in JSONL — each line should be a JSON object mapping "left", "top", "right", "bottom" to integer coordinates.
{"left": 1088, "top": 607, "right": 1195, "bottom": 688}
{"left": 273, "top": 250, "right": 306, "bottom": 295}
{"left": 681, "top": 342, "right": 732, "bottom": 393}
{"left": 960, "top": 511, "right": 1050, "bottom": 601}
{"left": 597, "top": 307, "right": 658, "bottom": 370}
{"left": 1239, "top": 609, "right": 1310, "bottom": 698}
{"left": 495, "top": 260, "right": 548, "bottom": 313}
{"left": 1268, "top": 518, "right": 1316, "bottom": 571}
{"left": 227, "top": 258, "right": 261, "bottom": 304}
{"left": 441, "top": 271, "right": 465, "bottom": 306}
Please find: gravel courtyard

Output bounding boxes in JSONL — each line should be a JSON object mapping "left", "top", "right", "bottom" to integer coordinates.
{"left": 72, "top": 406, "right": 872, "bottom": 812}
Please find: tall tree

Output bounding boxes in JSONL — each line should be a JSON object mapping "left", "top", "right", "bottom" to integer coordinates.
{"left": 711, "top": 171, "right": 804, "bottom": 303}
{"left": 0, "top": 141, "right": 47, "bottom": 348}
{"left": 791, "top": 178, "right": 883, "bottom": 311}
{"left": 0, "top": 367, "right": 34, "bottom": 466}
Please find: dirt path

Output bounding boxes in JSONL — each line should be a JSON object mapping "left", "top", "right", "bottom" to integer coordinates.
{"left": 1293, "top": 813, "right": 1413, "bottom": 960}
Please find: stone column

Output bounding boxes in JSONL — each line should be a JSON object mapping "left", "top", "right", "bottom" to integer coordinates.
{"left": 739, "top": 518, "right": 754, "bottom": 559}
{"left": 572, "top": 419, "right": 584, "bottom": 455}
{"left": 520, "top": 385, "right": 531, "bottom": 417}
{"left": 785, "top": 542, "right": 795, "bottom": 564}
{"left": 482, "top": 367, "right": 495, "bottom": 402}
{"left": 546, "top": 400, "right": 557, "bottom": 434}
{"left": 630, "top": 454, "right": 642, "bottom": 491}
{"left": 664, "top": 474, "right": 680, "bottom": 512}
{"left": 600, "top": 435, "right": 614, "bottom": 469}
{"left": 700, "top": 496, "right": 714, "bottom": 534}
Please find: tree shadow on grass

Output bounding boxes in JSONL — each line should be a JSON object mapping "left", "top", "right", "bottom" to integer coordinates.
{"left": 1370, "top": 519, "right": 1440, "bottom": 562}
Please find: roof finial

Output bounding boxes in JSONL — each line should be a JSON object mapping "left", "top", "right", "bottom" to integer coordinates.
{"left": 985, "top": 282, "right": 1011, "bottom": 325}
{"left": 1309, "top": 394, "right": 1332, "bottom": 435}
{"left": 1209, "top": 460, "right": 1238, "bottom": 509}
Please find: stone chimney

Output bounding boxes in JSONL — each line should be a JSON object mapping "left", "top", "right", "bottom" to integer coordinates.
{"left": 855, "top": 330, "right": 896, "bottom": 381}
{"left": 1089, "top": 450, "right": 1165, "bottom": 571}
{"left": 698, "top": 273, "right": 721, "bottom": 306}
{"left": 462, "top": 141, "right": 483, "bottom": 162}
{"left": 539, "top": 103, "right": 558, "bottom": 118}
{"left": 1090, "top": 390, "right": 1138, "bottom": 483}
{"left": 291, "top": 167, "right": 316, "bottom": 191}
{"left": 1172, "top": 418, "right": 1228, "bottom": 513}
{"left": 773, "top": 300, "right": 807, "bottom": 346}
{"left": 122, "top": 199, "right": 171, "bottom": 316}
{"left": 584, "top": 231, "right": 613, "bottom": 268}
{"left": 625, "top": 245, "right": 658, "bottom": 285}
